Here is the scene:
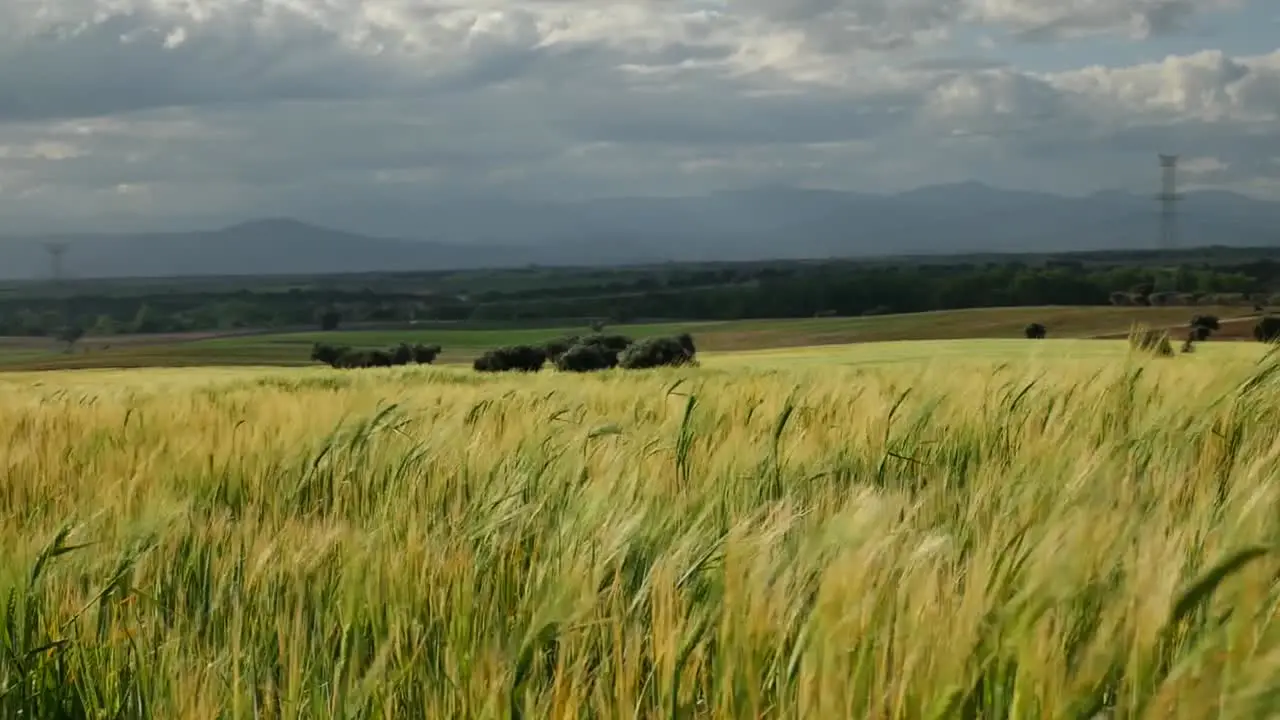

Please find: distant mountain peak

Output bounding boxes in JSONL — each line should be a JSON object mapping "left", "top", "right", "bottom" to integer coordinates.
{"left": 220, "top": 217, "right": 321, "bottom": 234}
{"left": 3, "top": 183, "right": 1280, "bottom": 281}
{"left": 903, "top": 180, "right": 993, "bottom": 193}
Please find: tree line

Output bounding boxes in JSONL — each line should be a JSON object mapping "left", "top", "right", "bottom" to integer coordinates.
{"left": 5, "top": 258, "right": 1280, "bottom": 338}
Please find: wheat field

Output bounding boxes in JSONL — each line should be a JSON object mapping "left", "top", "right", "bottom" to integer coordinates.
{"left": 4, "top": 348, "right": 1280, "bottom": 718}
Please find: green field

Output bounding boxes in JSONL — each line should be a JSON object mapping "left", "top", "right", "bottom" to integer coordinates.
{"left": 0, "top": 304, "right": 1257, "bottom": 371}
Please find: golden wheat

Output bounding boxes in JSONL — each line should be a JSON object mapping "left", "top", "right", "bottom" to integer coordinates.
{"left": 3, "top": 352, "right": 1280, "bottom": 718}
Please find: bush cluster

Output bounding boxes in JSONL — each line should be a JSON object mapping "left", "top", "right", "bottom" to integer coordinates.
{"left": 618, "top": 333, "right": 697, "bottom": 369}
{"left": 550, "top": 334, "right": 635, "bottom": 373}
{"left": 542, "top": 336, "right": 579, "bottom": 362}
{"left": 555, "top": 343, "right": 621, "bottom": 372}
{"left": 310, "top": 332, "right": 700, "bottom": 373}
{"left": 473, "top": 345, "right": 548, "bottom": 372}
{"left": 543, "top": 334, "right": 634, "bottom": 362}
{"left": 310, "top": 342, "right": 441, "bottom": 369}
{"left": 475, "top": 333, "right": 697, "bottom": 373}
{"left": 1024, "top": 323, "right": 1046, "bottom": 339}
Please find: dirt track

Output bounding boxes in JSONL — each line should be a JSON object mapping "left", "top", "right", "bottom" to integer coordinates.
{"left": 0, "top": 326, "right": 303, "bottom": 350}
{"left": 1087, "top": 313, "right": 1265, "bottom": 341}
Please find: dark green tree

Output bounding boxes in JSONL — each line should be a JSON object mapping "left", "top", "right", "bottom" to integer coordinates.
{"left": 55, "top": 324, "right": 85, "bottom": 352}
{"left": 319, "top": 309, "right": 341, "bottom": 331}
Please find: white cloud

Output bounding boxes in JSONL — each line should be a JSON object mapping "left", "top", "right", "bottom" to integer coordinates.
{"left": 0, "top": 0, "right": 1274, "bottom": 232}
{"left": 1049, "top": 50, "right": 1279, "bottom": 123}
{"left": 0, "top": 141, "right": 85, "bottom": 160}
{"left": 1180, "top": 156, "right": 1229, "bottom": 174}
{"left": 967, "top": 0, "right": 1204, "bottom": 39}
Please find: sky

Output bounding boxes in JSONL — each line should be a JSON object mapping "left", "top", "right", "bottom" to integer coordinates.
{"left": 0, "top": 0, "right": 1277, "bottom": 233}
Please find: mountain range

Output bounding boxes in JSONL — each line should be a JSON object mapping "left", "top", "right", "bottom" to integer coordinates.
{"left": 2, "top": 182, "right": 1279, "bottom": 280}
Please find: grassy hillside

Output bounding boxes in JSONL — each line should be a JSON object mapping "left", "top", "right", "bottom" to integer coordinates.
{"left": 0, "top": 304, "right": 1257, "bottom": 371}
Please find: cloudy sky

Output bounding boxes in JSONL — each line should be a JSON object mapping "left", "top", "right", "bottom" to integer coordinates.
{"left": 0, "top": 0, "right": 1277, "bottom": 233}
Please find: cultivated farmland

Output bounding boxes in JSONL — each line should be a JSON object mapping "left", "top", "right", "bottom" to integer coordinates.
{"left": 3, "top": 342, "right": 1280, "bottom": 717}
{"left": 0, "top": 304, "right": 1259, "bottom": 371}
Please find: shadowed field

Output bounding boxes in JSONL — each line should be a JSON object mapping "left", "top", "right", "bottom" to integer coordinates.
{"left": 4, "top": 342, "right": 1280, "bottom": 716}
{"left": 0, "top": 304, "right": 1256, "bottom": 371}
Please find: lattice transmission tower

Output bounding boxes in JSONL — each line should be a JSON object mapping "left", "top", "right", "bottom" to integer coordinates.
{"left": 1157, "top": 154, "right": 1181, "bottom": 252}
{"left": 44, "top": 242, "right": 69, "bottom": 283}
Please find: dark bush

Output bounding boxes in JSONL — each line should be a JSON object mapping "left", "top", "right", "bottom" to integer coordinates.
{"left": 1255, "top": 316, "right": 1280, "bottom": 343}
{"left": 411, "top": 344, "right": 442, "bottom": 364}
{"left": 676, "top": 333, "right": 696, "bottom": 355}
{"left": 312, "top": 340, "right": 441, "bottom": 369}
{"left": 618, "top": 335, "right": 696, "bottom": 369}
{"left": 1024, "top": 323, "right": 1046, "bottom": 339}
{"left": 555, "top": 343, "right": 620, "bottom": 372}
{"left": 1190, "top": 315, "right": 1220, "bottom": 331}
{"left": 545, "top": 334, "right": 632, "bottom": 360}
{"left": 310, "top": 342, "right": 350, "bottom": 367}
{"left": 391, "top": 343, "right": 414, "bottom": 366}
{"left": 319, "top": 309, "right": 341, "bottom": 331}
{"left": 330, "top": 349, "right": 392, "bottom": 368}
{"left": 473, "top": 345, "right": 547, "bottom": 372}
{"left": 542, "top": 335, "right": 581, "bottom": 361}
{"left": 579, "top": 334, "right": 633, "bottom": 352}
{"left": 336, "top": 351, "right": 372, "bottom": 368}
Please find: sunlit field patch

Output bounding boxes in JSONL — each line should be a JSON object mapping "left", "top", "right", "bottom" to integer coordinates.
{"left": 701, "top": 337, "right": 1270, "bottom": 370}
